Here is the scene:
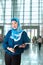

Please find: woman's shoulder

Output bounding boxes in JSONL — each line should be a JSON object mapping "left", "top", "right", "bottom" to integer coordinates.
{"left": 7, "top": 30, "right": 11, "bottom": 34}
{"left": 22, "top": 31, "right": 27, "bottom": 37}
{"left": 6, "top": 30, "right": 11, "bottom": 37}
{"left": 22, "top": 31, "right": 30, "bottom": 43}
{"left": 22, "top": 31, "right": 27, "bottom": 35}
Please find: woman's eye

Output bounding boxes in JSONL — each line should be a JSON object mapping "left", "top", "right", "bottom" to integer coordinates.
{"left": 14, "top": 22, "right": 16, "bottom": 24}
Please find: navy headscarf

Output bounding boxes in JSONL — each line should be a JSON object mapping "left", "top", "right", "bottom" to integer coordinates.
{"left": 10, "top": 18, "right": 23, "bottom": 41}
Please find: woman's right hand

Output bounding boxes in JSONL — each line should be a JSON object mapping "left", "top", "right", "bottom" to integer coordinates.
{"left": 7, "top": 47, "right": 15, "bottom": 53}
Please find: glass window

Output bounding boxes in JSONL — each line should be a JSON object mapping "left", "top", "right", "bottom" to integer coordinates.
{"left": 5, "top": 16, "right": 11, "bottom": 23}
{"left": 35, "top": 29, "right": 37, "bottom": 37}
{"left": 32, "top": 0, "right": 38, "bottom": 23}
{"left": 27, "top": 29, "right": 30, "bottom": 38}
{"left": 31, "top": 29, "right": 35, "bottom": 42}
{"left": 5, "top": 0, "right": 11, "bottom": 23}
{"left": 0, "top": 0, "right": 43, "bottom": 38}
{"left": 24, "top": 0, "right": 30, "bottom": 23}
{"left": 40, "top": 25, "right": 43, "bottom": 36}
{"left": 0, "top": 2, "right": 3, "bottom": 23}
{"left": 4, "top": 25, "right": 11, "bottom": 35}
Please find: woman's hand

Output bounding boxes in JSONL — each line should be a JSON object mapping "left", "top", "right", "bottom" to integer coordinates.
{"left": 7, "top": 47, "right": 15, "bottom": 53}
{"left": 19, "top": 44, "right": 26, "bottom": 48}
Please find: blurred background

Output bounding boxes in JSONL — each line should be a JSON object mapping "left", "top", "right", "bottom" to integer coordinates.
{"left": 0, "top": 0, "right": 43, "bottom": 65}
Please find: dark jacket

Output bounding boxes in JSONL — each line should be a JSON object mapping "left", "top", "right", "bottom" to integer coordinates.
{"left": 3, "top": 30, "right": 30, "bottom": 56}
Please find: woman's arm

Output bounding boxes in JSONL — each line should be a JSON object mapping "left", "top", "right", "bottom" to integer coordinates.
{"left": 3, "top": 30, "right": 11, "bottom": 50}
{"left": 22, "top": 31, "right": 30, "bottom": 43}
{"left": 19, "top": 31, "right": 30, "bottom": 49}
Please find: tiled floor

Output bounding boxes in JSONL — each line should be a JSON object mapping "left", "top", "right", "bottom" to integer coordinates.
{"left": 0, "top": 43, "right": 43, "bottom": 65}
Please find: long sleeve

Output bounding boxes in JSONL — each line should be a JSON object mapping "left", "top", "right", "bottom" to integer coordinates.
{"left": 22, "top": 31, "right": 30, "bottom": 43}
{"left": 22, "top": 31, "right": 30, "bottom": 50}
{"left": 3, "top": 30, "right": 11, "bottom": 50}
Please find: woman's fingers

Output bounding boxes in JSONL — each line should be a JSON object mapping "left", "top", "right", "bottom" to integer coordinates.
{"left": 19, "top": 44, "right": 26, "bottom": 48}
{"left": 7, "top": 47, "right": 15, "bottom": 53}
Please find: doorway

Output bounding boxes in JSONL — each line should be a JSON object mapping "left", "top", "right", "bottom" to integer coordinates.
{"left": 22, "top": 26, "right": 39, "bottom": 42}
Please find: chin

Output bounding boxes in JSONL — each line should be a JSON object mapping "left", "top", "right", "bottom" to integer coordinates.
{"left": 14, "top": 28, "right": 17, "bottom": 29}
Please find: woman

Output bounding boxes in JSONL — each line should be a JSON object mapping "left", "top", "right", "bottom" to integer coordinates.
{"left": 3, "top": 18, "right": 30, "bottom": 65}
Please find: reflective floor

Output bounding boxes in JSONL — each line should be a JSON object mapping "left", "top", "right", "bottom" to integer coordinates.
{"left": 0, "top": 43, "right": 43, "bottom": 65}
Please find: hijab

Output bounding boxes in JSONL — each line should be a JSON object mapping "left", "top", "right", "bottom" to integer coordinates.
{"left": 10, "top": 18, "right": 23, "bottom": 41}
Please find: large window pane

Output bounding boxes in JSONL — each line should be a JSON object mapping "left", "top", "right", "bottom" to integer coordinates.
{"left": 24, "top": 0, "right": 30, "bottom": 23}
{"left": 0, "top": 2, "right": 3, "bottom": 23}
{"left": 4, "top": 25, "right": 11, "bottom": 35}
{"left": 35, "top": 29, "right": 37, "bottom": 37}
{"left": 5, "top": 0, "right": 11, "bottom": 23}
{"left": 32, "top": 0, "right": 38, "bottom": 23}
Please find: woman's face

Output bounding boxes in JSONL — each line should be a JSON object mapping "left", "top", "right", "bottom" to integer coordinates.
{"left": 12, "top": 21, "right": 18, "bottom": 29}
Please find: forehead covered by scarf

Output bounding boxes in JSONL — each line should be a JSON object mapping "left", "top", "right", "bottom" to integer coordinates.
{"left": 11, "top": 18, "right": 20, "bottom": 26}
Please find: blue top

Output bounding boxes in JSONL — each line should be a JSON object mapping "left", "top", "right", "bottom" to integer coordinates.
{"left": 3, "top": 30, "right": 30, "bottom": 56}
